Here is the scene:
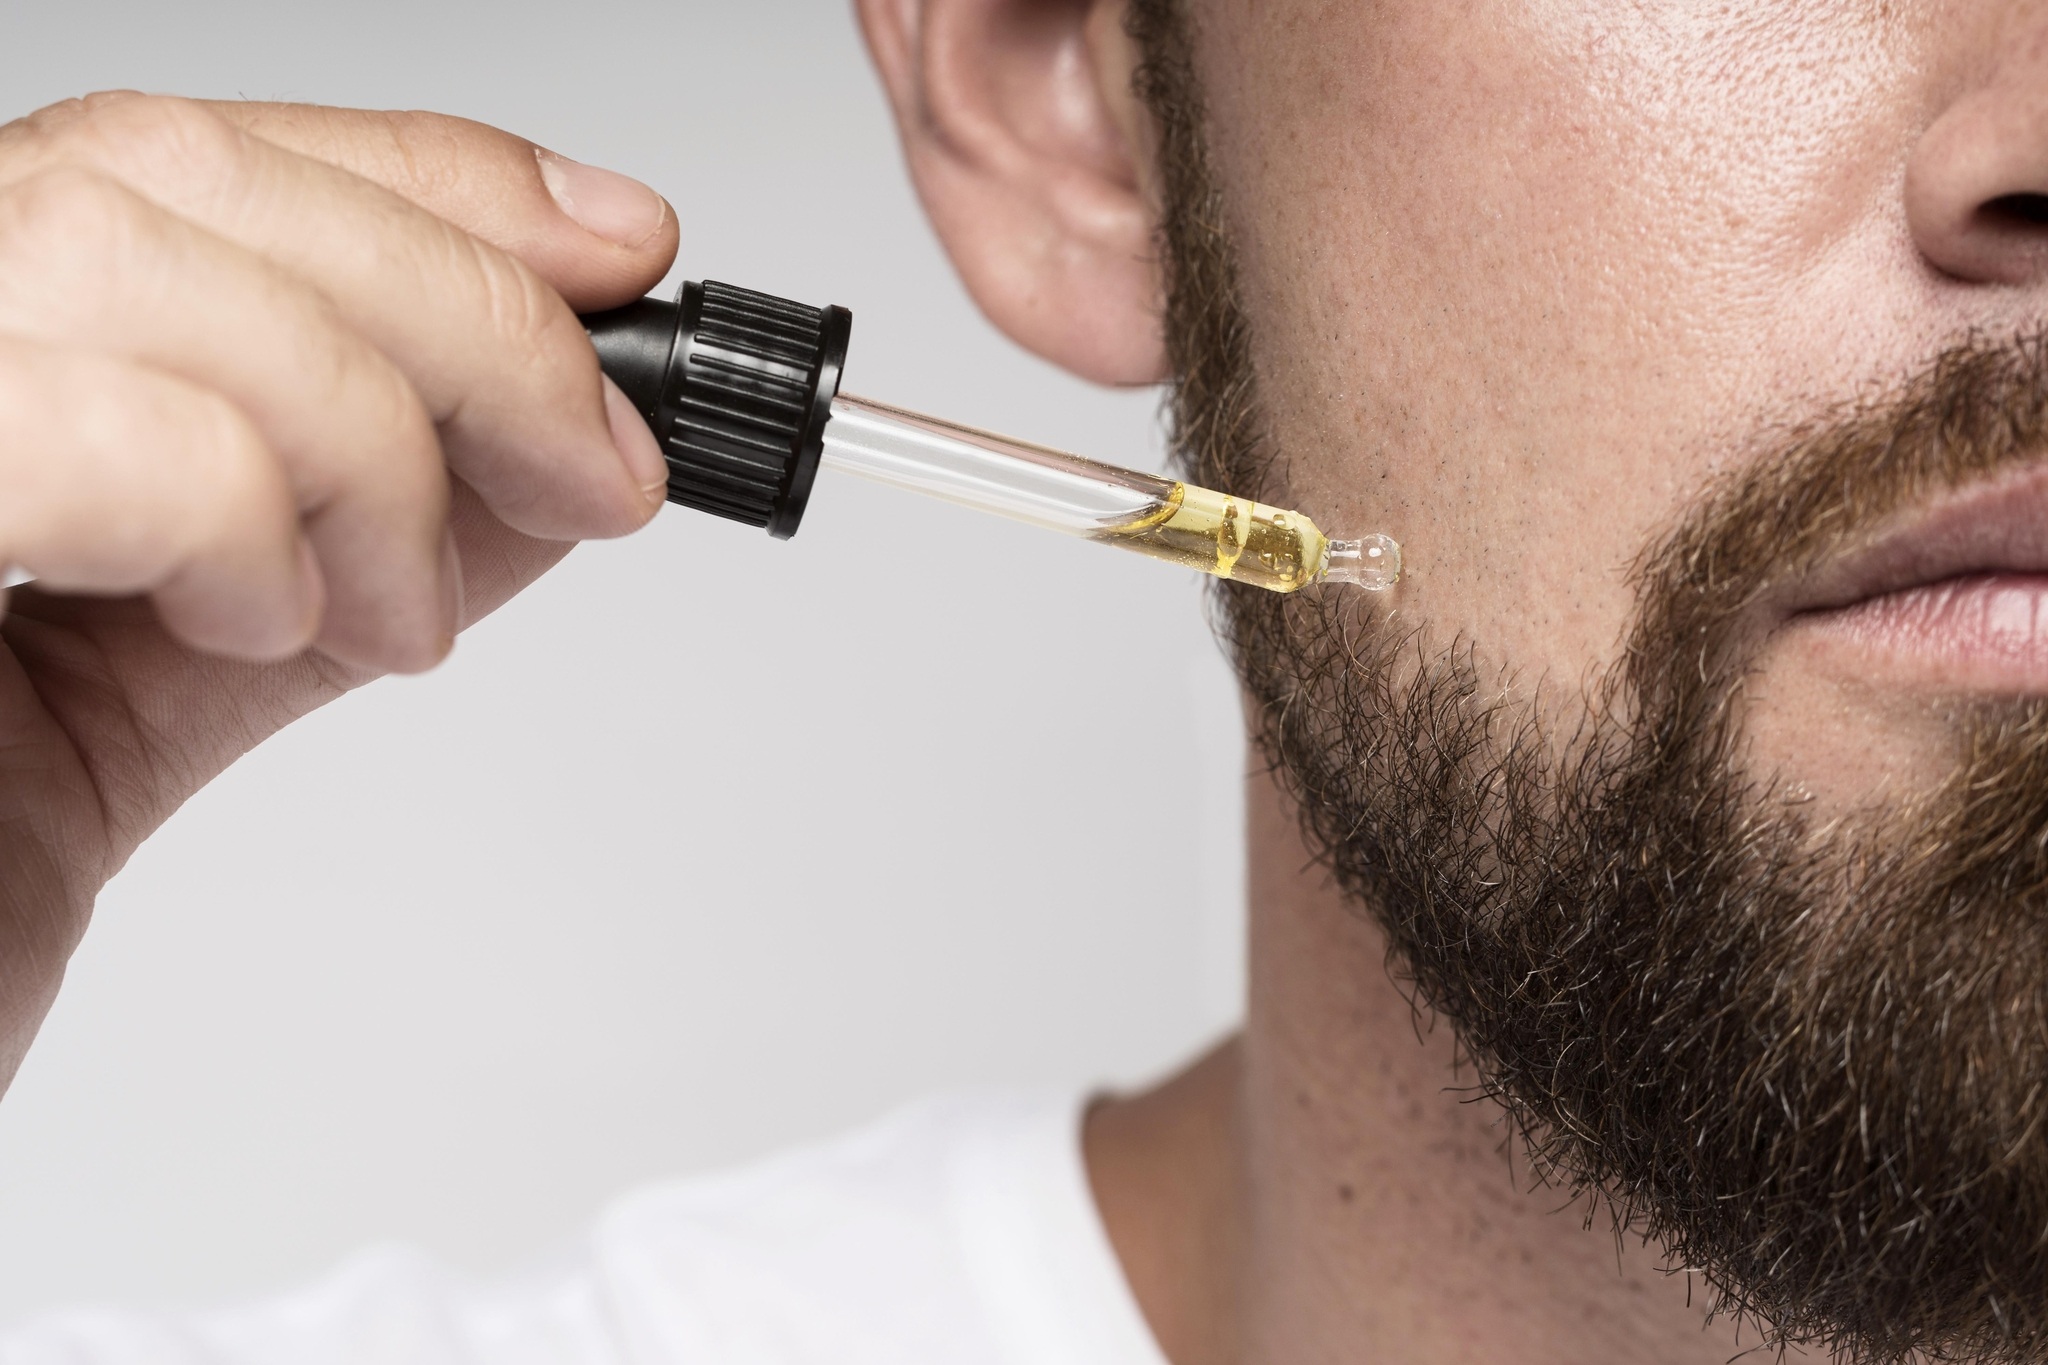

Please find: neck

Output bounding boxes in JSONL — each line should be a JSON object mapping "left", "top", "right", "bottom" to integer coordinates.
{"left": 1086, "top": 764, "right": 1819, "bottom": 1365}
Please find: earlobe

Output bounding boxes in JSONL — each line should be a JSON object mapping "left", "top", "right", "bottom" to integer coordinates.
{"left": 856, "top": 0, "right": 1170, "bottom": 386}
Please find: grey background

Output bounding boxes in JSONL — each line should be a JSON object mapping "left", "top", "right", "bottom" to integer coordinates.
{"left": 0, "top": 0, "right": 1246, "bottom": 1322}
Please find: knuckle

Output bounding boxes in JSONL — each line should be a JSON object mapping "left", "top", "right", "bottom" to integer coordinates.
{"left": 343, "top": 361, "right": 448, "bottom": 512}
{"left": 0, "top": 350, "right": 287, "bottom": 579}
{"left": 110, "top": 96, "right": 243, "bottom": 176}
{"left": 0, "top": 167, "right": 148, "bottom": 276}
{"left": 175, "top": 390, "right": 284, "bottom": 537}
{"left": 297, "top": 307, "right": 445, "bottom": 505}
{"left": 0, "top": 90, "right": 140, "bottom": 147}
{"left": 0, "top": 171, "right": 163, "bottom": 327}
{"left": 375, "top": 375, "right": 448, "bottom": 493}
{"left": 470, "top": 240, "right": 587, "bottom": 375}
{"left": 23, "top": 95, "right": 247, "bottom": 197}
{"left": 0, "top": 98, "right": 81, "bottom": 152}
{"left": 358, "top": 110, "right": 473, "bottom": 203}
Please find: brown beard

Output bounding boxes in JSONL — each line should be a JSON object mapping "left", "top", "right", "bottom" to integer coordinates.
{"left": 1128, "top": 3, "right": 2048, "bottom": 1361}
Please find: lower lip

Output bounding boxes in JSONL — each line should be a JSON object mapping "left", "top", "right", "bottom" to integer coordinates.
{"left": 1805, "top": 573, "right": 2048, "bottom": 690}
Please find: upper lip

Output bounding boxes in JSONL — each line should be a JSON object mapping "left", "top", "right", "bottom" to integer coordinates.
{"left": 1772, "top": 463, "right": 2048, "bottom": 623}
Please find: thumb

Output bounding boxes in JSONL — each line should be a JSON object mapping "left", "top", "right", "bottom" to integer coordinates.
{"left": 201, "top": 102, "right": 679, "bottom": 312}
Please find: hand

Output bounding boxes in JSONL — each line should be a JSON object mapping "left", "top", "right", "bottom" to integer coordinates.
{"left": 0, "top": 93, "right": 680, "bottom": 1089}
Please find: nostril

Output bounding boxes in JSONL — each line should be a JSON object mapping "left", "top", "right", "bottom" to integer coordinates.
{"left": 1906, "top": 77, "right": 2048, "bottom": 284}
{"left": 1979, "top": 192, "right": 2048, "bottom": 229}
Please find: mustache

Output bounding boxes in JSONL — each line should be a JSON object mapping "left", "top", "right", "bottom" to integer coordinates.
{"left": 1629, "top": 330, "right": 2048, "bottom": 728}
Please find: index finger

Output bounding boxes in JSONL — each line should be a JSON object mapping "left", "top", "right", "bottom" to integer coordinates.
{"left": 199, "top": 101, "right": 679, "bottom": 313}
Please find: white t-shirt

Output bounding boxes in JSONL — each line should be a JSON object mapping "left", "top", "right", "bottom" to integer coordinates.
{"left": 0, "top": 1091, "right": 1170, "bottom": 1365}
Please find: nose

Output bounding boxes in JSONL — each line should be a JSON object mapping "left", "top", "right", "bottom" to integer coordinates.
{"left": 1906, "top": 23, "right": 2048, "bottom": 285}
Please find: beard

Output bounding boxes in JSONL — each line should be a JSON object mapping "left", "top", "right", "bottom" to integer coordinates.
{"left": 1128, "top": 5, "right": 2048, "bottom": 1362}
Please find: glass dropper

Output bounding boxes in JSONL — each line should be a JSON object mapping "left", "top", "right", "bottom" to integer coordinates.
{"left": 583, "top": 279, "right": 1401, "bottom": 595}
{"left": 818, "top": 393, "right": 1398, "bottom": 593}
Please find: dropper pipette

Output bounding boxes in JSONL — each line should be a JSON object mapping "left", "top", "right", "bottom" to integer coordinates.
{"left": 583, "top": 280, "right": 1401, "bottom": 594}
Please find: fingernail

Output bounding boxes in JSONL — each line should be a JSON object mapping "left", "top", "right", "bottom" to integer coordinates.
{"left": 438, "top": 526, "right": 465, "bottom": 654}
{"left": 537, "top": 150, "right": 669, "bottom": 248}
{"left": 604, "top": 374, "right": 671, "bottom": 507}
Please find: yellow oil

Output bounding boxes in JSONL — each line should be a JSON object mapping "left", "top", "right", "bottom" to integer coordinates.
{"left": 1093, "top": 483, "right": 1328, "bottom": 593}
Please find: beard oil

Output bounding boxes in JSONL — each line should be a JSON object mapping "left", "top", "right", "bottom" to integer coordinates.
{"left": 1094, "top": 483, "right": 1401, "bottom": 593}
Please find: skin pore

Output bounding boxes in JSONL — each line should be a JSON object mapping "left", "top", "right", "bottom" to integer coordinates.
{"left": 863, "top": 0, "right": 2048, "bottom": 1361}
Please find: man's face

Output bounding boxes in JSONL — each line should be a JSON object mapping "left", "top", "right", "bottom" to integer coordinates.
{"left": 1202, "top": 1, "right": 2048, "bottom": 807}
{"left": 1142, "top": 1, "right": 2048, "bottom": 1360}
{"left": 1196, "top": 2, "right": 2048, "bottom": 810}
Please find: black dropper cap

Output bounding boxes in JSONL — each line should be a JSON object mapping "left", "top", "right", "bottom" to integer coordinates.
{"left": 583, "top": 280, "right": 852, "bottom": 540}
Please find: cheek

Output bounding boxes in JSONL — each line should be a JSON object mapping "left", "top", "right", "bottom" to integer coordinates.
{"left": 1200, "top": 0, "right": 1928, "bottom": 696}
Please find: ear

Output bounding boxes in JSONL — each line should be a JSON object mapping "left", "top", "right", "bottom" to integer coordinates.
{"left": 857, "top": 0, "right": 1169, "bottom": 386}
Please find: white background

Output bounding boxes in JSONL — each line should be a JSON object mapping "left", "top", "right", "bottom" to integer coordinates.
{"left": 0, "top": 0, "right": 1246, "bottom": 1320}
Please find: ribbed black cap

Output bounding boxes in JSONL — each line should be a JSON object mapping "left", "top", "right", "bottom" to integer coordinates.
{"left": 583, "top": 280, "right": 852, "bottom": 540}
